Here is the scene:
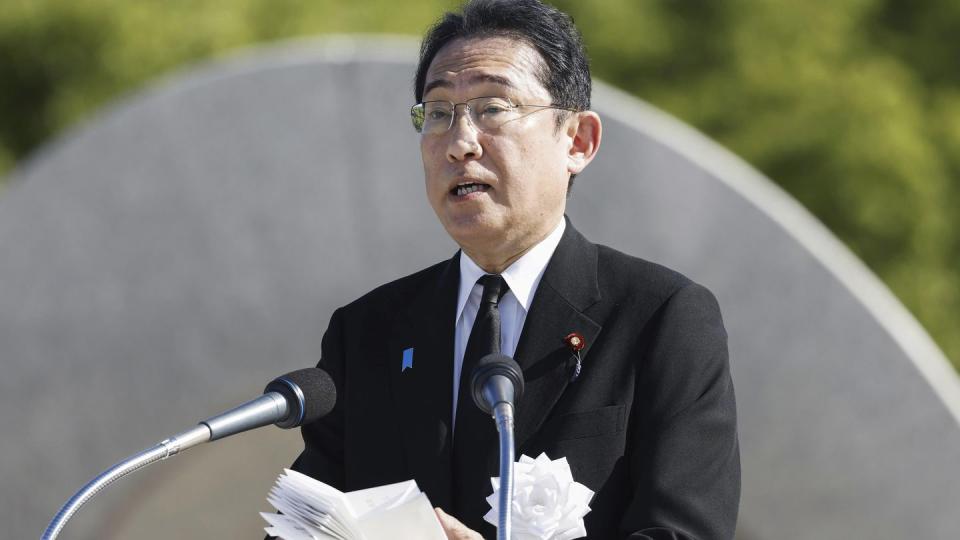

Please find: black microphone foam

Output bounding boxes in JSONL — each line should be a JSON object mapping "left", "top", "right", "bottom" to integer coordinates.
{"left": 470, "top": 353, "right": 524, "bottom": 415}
{"left": 264, "top": 368, "right": 336, "bottom": 428}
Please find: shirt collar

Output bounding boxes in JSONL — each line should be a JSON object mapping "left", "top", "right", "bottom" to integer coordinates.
{"left": 456, "top": 218, "right": 566, "bottom": 322}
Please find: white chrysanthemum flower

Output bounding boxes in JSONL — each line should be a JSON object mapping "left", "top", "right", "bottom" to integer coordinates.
{"left": 484, "top": 453, "right": 594, "bottom": 540}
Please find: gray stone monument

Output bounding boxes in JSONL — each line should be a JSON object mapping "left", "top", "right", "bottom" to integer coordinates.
{"left": 2, "top": 36, "right": 959, "bottom": 539}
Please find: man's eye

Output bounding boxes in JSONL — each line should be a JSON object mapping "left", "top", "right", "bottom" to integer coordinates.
{"left": 427, "top": 109, "right": 452, "bottom": 120}
{"left": 475, "top": 99, "right": 512, "bottom": 115}
{"left": 481, "top": 104, "right": 510, "bottom": 115}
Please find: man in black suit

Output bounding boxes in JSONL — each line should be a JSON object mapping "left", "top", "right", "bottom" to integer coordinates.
{"left": 290, "top": 1, "right": 739, "bottom": 538}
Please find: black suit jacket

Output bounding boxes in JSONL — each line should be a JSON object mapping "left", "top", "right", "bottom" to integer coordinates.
{"left": 291, "top": 220, "right": 740, "bottom": 539}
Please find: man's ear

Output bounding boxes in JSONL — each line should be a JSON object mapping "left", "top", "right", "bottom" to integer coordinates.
{"left": 566, "top": 111, "right": 602, "bottom": 176}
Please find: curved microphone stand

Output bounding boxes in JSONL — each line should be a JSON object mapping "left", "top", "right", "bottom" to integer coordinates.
{"left": 42, "top": 423, "right": 213, "bottom": 540}
{"left": 42, "top": 368, "right": 334, "bottom": 540}
{"left": 493, "top": 401, "right": 517, "bottom": 540}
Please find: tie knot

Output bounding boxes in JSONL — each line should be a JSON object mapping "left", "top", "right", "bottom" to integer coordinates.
{"left": 478, "top": 274, "right": 508, "bottom": 305}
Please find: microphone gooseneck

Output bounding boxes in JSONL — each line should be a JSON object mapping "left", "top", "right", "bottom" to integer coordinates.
{"left": 470, "top": 353, "right": 524, "bottom": 540}
{"left": 42, "top": 367, "right": 336, "bottom": 540}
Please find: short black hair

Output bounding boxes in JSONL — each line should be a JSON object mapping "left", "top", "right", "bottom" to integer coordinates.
{"left": 414, "top": 0, "right": 591, "bottom": 113}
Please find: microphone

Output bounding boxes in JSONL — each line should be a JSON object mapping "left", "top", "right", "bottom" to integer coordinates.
{"left": 471, "top": 353, "right": 524, "bottom": 415}
{"left": 470, "top": 354, "right": 524, "bottom": 540}
{"left": 43, "top": 367, "right": 336, "bottom": 540}
{"left": 204, "top": 367, "right": 336, "bottom": 440}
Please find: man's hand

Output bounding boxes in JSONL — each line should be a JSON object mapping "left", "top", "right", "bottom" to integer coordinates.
{"left": 434, "top": 507, "right": 484, "bottom": 540}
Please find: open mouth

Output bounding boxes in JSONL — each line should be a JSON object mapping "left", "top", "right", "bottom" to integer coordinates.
{"left": 451, "top": 182, "right": 490, "bottom": 197}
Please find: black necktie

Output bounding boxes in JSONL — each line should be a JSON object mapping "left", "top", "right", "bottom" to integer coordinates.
{"left": 452, "top": 274, "right": 508, "bottom": 534}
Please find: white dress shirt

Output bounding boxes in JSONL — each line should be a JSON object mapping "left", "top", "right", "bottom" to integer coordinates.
{"left": 452, "top": 218, "right": 566, "bottom": 430}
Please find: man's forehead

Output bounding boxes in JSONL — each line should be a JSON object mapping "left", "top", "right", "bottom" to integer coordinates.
{"left": 423, "top": 73, "right": 517, "bottom": 98}
{"left": 423, "top": 36, "right": 546, "bottom": 97}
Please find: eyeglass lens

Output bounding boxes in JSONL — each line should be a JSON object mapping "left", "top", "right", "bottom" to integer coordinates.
{"left": 412, "top": 97, "right": 518, "bottom": 134}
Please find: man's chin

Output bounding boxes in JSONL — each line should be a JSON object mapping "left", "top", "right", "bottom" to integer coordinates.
{"left": 442, "top": 219, "right": 505, "bottom": 251}
{"left": 446, "top": 225, "right": 497, "bottom": 247}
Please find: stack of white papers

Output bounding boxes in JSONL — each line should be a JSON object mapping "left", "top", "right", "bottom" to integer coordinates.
{"left": 261, "top": 469, "right": 446, "bottom": 540}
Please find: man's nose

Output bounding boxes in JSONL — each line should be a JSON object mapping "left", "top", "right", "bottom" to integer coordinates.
{"left": 446, "top": 106, "right": 482, "bottom": 162}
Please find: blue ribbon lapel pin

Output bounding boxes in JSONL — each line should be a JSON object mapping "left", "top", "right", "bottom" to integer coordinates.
{"left": 401, "top": 347, "right": 414, "bottom": 372}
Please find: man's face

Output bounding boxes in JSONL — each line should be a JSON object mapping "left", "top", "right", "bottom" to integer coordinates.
{"left": 420, "top": 36, "right": 573, "bottom": 264}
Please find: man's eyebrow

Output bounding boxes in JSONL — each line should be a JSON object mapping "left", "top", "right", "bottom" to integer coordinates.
{"left": 421, "top": 74, "right": 516, "bottom": 99}
{"left": 422, "top": 78, "right": 453, "bottom": 98}
{"left": 467, "top": 74, "right": 515, "bottom": 89}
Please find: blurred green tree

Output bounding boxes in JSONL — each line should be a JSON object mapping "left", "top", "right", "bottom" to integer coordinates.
{"left": 0, "top": 0, "right": 957, "bottom": 368}
{"left": 556, "top": 0, "right": 960, "bottom": 363}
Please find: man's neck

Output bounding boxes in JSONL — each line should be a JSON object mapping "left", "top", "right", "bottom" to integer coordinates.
{"left": 460, "top": 219, "right": 564, "bottom": 274}
{"left": 462, "top": 246, "right": 532, "bottom": 275}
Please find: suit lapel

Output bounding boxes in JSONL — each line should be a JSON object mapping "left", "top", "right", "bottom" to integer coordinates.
{"left": 387, "top": 253, "right": 459, "bottom": 511}
{"left": 382, "top": 222, "right": 602, "bottom": 505}
{"left": 514, "top": 221, "right": 602, "bottom": 451}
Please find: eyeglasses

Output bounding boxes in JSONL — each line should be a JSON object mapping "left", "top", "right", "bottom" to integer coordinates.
{"left": 410, "top": 96, "right": 576, "bottom": 135}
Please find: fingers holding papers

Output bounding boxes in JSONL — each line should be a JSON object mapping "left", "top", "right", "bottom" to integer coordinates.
{"left": 434, "top": 508, "right": 484, "bottom": 540}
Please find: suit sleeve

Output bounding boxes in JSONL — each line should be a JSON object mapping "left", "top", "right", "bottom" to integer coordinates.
{"left": 622, "top": 282, "right": 740, "bottom": 539}
{"left": 289, "top": 307, "right": 348, "bottom": 489}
